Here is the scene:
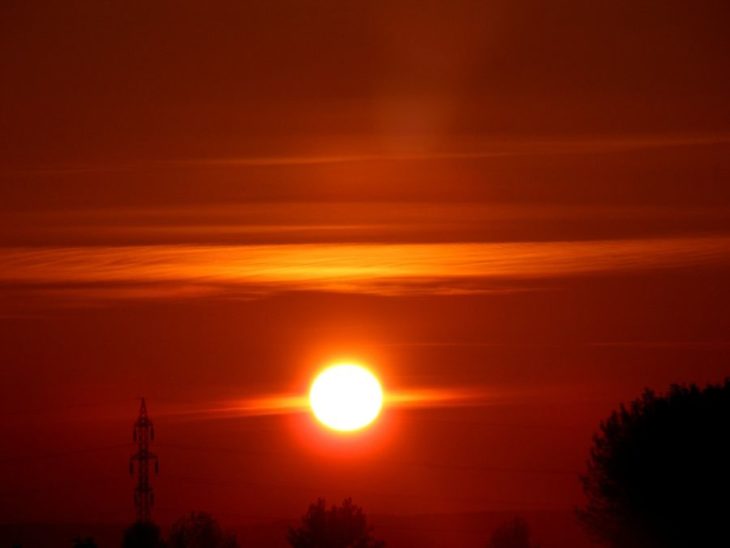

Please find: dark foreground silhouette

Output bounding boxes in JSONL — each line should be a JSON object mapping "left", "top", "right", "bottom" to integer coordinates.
{"left": 122, "top": 513, "right": 239, "bottom": 548}
{"left": 288, "top": 498, "right": 385, "bottom": 548}
{"left": 486, "top": 517, "right": 539, "bottom": 548}
{"left": 122, "top": 521, "right": 163, "bottom": 548}
{"left": 579, "top": 379, "right": 730, "bottom": 547}
{"left": 22, "top": 378, "right": 730, "bottom": 548}
{"left": 168, "top": 512, "right": 239, "bottom": 548}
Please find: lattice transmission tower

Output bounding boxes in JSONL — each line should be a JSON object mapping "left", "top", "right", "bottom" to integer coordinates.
{"left": 129, "top": 398, "right": 159, "bottom": 523}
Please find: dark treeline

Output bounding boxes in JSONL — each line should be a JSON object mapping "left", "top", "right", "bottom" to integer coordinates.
{"left": 578, "top": 379, "right": 730, "bottom": 548}
{"left": 18, "top": 379, "right": 730, "bottom": 548}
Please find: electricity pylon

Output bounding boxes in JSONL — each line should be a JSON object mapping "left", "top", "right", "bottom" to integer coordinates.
{"left": 130, "top": 397, "right": 159, "bottom": 523}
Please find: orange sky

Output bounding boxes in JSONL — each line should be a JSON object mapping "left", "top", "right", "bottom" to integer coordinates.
{"left": 1, "top": 1, "right": 730, "bottom": 545}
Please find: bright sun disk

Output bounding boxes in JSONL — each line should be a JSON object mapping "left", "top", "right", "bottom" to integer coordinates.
{"left": 309, "top": 363, "right": 383, "bottom": 432}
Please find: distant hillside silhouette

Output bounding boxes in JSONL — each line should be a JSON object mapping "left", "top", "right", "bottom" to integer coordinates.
{"left": 0, "top": 510, "right": 597, "bottom": 547}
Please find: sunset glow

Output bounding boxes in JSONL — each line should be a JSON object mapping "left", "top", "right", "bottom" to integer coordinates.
{"left": 3, "top": 1, "right": 730, "bottom": 545}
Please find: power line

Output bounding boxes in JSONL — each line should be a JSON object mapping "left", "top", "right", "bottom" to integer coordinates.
{"left": 163, "top": 472, "right": 568, "bottom": 509}
{"left": 0, "top": 444, "right": 128, "bottom": 464}
{"left": 156, "top": 442, "right": 579, "bottom": 476}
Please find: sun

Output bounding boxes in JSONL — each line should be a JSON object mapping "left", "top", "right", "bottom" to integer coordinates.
{"left": 309, "top": 363, "right": 384, "bottom": 432}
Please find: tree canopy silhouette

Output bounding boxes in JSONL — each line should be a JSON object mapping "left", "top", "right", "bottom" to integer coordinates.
{"left": 168, "top": 512, "right": 238, "bottom": 548}
{"left": 122, "top": 521, "right": 164, "bottom": 548}
{"left": 487, "top": 517, "right": 538, "bottom": 548}
{"left": 288, "top": 498, "right": 385, "bottom": 548}
{"left": 579, "top": 380, "right": 730, "bottom": 547}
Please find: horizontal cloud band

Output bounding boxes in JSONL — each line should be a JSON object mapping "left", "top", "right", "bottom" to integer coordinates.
{"left": 158, "top": 388, "right": 495, "bottom": 422}
{"left": 0, "top": 236, "right": 728, "bottom": 299}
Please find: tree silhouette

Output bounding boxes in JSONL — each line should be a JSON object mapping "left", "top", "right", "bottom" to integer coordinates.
{"left": 288, "top": 498, "right": 385, "bottom": 548}
{"left": 122, "top": 521, "right": 165, "bottom": 548}
{"left": 72, "top": 538, "right": 97, "bottom": 548}
{"left": 579, "top": 380, "right": 730, "bottom": 547}
{"left": 487, "top": 517, "right": 538, "bottom": 548}
{"left": 168, "top": 512, "right": 238, "bottom": 548}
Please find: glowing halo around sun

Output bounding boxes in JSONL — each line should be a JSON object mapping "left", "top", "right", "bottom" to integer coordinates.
{"left": 309, "top": 364, "right": 384, "bottom": 432}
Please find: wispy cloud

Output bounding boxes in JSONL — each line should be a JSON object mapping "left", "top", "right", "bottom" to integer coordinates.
{"left": 157, "top": 387, "right": 495, "bottom": 422}
{"left": 7, "top": 132, "right": 730, "bottom": 175}
{"left": 0, "top": 236, "right": 728, "bottom": 302}
{"left": 184, "top": 133, "right": 730, "bottom": 167}
{"left": 7, "top": 202, "right": 726, "bottom": 248}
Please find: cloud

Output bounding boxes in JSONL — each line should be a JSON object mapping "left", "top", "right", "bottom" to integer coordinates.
{"left": 180, "top": 133, "right": 730, "bottom": 167}
{"left": 157, "top": 387, "right": 496, "bottom": 422}
{"left": 10, "top": 132, "right": 730, "bottom": 175}
{"left": 0, "top": 236, "right": 728, "bottom": 303}
{"left": 7, "top": 201, "right": 727, "bottom": 248}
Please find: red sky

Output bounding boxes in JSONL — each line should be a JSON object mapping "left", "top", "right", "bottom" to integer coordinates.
{"left": 1, "top": 1, "right": 730, "bottom": 544}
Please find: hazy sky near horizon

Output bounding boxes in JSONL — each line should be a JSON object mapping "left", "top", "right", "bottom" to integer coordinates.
{"left": 1, "top": 0, "right": 730, "bottom": 536}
